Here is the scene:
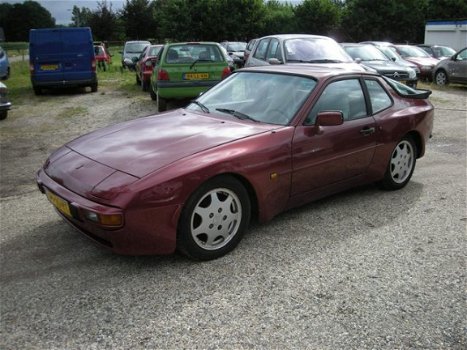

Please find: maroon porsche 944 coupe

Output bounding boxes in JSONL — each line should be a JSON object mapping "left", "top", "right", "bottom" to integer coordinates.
{"left": 37, "top": 65, "right": 434, "bottom": 260}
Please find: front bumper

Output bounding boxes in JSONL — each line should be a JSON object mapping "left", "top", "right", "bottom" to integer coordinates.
{"left": 36, "top": 168, "right": 180, "bottom": 255}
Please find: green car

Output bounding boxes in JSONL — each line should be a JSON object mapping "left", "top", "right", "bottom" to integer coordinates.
{"left": 150, "top": 42, "right": 231, "bottom": 112}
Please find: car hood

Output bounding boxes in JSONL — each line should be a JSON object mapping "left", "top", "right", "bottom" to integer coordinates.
{"left": 406, "top": 57, "right": 438, "bottom": 66}
{"left": 65, "top": 110, "right": 278, "bottom": 178}
{"left": 361, "top": 60, "right": 410, "bottom": 72}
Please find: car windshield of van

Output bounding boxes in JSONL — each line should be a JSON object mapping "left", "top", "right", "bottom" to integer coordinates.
{"left": 126, "top": 43, "right": 148, "bottom": 53}
{"left": 284, "top": 38, "right": 353, "bottom": 63}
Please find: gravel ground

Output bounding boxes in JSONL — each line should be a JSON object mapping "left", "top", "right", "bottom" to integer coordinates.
{"left": 0, "top": 83, "right": 466, "bottom": 349}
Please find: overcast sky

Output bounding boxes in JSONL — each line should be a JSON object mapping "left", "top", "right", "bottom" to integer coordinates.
{"left": 4, "top": 0, "right": 303, "bottom": 25}
{"left": 5, "top": 1, "right": 124, "bottom": 24}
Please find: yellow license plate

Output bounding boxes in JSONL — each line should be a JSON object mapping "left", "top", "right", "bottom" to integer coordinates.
{"left": 40, "top": 64, "right": 59, "bottom": 71}
{"left": 184, "top": 73, "right": 209, "bottom": 80}
{"left": 46, "top": 190, "right": 72, "bottom": 217}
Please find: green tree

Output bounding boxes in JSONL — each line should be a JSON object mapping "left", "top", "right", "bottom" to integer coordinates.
{"left": 341, "top": 0, "right": 428, "bottom": 43}
{"left": 121, "top": 0, "right": 156, "bottom": 39}
{"left": 426, "top": 0, "right": 467, "bottom": 20}
{"left": 88, "top": 0, "right": 124, "bottom": 41}
{"left": 0, "top": 0, "right": 55, "bottom": 41}
{"left": 294, "top": 0, "right": 341, "bottom": 35}
{"left": 71, "top": 5, "right": 93, "bottom": 27}
{"left": 263, "top": 0, "right": 296, "bottom": 35}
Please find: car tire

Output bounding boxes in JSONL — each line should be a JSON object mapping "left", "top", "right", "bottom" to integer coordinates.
{"left": 435, "top": 70, "right": 448, "bottom": 86}
{"left": 149, "top": 84, "right": 157, "bottom": 101}
{"left": 0, "top": 110, "right": 7, "bottom": 120}
{"left": 91, "top": 83, "right": 98, "bottom": 93}
{"left": 136, "top": 74, "right": 141, "bottom": 85}
{"left": 33, "top": 86, "right": 42, "bottom": 95}
{"left": 157, "top": 92, "right": 167, "bottom": 112}
{"left": 142, "top": 79, "right": 149, "bottom": 92}
{"left": 177, "top": 176, "right": 251, "bottom": 260}
{"left": 378, "top": 136, "right": 417, "bottom": 190}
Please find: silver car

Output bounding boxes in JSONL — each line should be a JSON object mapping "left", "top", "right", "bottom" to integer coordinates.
{"left": 433, "top": 47, "right": 467, "bottom": 85}
{"left": 245, "top": 34, "right": 366, "bottom": 72}
{"left": 0, "top": 81, "right": 11, "bottom": 120}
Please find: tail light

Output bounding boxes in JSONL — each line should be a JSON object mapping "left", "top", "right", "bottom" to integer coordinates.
{"left": 221, "top": 67, "right": 231, "bottom": 79}
{"left": 91, "top": 58, "right": 96, "bottom": 72}
{"left": 158, "top": 69, "right": 169, "bottom": 81}
{"left": 145, "top": 60, "right": 153, "bottom": 67}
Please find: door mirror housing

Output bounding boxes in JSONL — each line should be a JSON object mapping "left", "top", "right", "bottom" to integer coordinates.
{"left": 315, "top": 111, "right": 344, "bottom": 126}
{"left": 268, "top": 58, "right": 282, "bottom": 65}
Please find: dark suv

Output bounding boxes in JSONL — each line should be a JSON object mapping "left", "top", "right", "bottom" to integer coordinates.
{"left": 342, "top": 43, "right": 418, "bottom": 87}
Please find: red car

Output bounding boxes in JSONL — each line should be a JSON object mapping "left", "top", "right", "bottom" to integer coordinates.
{"left": 36, "top": 66, "right": 434, "bottom": 260}
{"left": 394, "top": 45, "right": 439, "bottom": 81}
{"left": 135, "top": 44, "right": 163, "bottom": 91}
{"left": 94, "top": 45, "right": 111, "bottom": 71}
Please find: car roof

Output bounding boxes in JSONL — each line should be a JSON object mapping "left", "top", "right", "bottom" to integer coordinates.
{"left": 259, "top": 34, "right": 332, "bottom": 41}
{"left": 167, "top": 42, "right": 220, "bottom": 46}
{"left": 240, "top": 64, "right": 377, "bottom": 80}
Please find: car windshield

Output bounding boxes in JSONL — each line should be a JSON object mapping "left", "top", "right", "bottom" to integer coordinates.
{"left": 186, "top": 71, "right": 317, "bottom": 125}
{"left": 433, "top": 46, "right": 456, "bottom": 57}
{"left": 148, "top": 46, "right": 162, "bottom": 56}
{"left": 227, "top": 42, "right": 247, "bottom": 51}
{"left": 344, "top": 45, "right": 389, "bottom": 61}
{"left": 397, "top": 46, "right": 431, "bottom": 58}
{"left": 166, "top": 44, "right": 224, "bottom": 63}
{"left": 378, "top": 46, "right": 401, "bottom": 60}
{"left": 125, "top": 42, "right": 149, "bottom": 53}
{"left": 284, "top": 38, "right": 353, "bottom": 63}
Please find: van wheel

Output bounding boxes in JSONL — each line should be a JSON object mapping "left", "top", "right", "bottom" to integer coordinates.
{"left": 33, "top": 87, "right": 42, "bottom": 95}
{"left": 0, "top": 110, "right": 7, "bottom": 120}
{"left": 91, "top": 84, "right": 98, "bottom": 93}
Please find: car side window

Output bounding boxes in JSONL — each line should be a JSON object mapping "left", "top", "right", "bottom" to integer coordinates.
{"left": 364, "top": 79, "right": 392, "bottom": 114}
{"left": 456, "top": 48, "right": 467, "bottom": 60}
{"left": 266, "top": 39, "right": 281, "bottom": 61}
{"left": 254, "top": 39, "right": 270, "bottom": 61}
{"left": 305, "top": 79, "right": 367, "bottom": 125}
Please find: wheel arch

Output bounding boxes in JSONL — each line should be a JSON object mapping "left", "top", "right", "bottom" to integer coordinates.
{"left": 405, "top": 130, "right": 424, "bottom": 158}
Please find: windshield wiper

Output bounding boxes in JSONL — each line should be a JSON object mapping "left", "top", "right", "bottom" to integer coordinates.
{"left": 191, "top": 100, "right": 210, "bottom": 113}
{"left": 305, "top": 59, "right": 344, "bottom": 63}
{"left": 189, "top": 59, "right": 214, "bottom": 69}
{"left": 216, "top": 108, "right": 259, "bottom": 122}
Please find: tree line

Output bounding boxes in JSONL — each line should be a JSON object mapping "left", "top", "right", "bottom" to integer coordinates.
{"left": 1, "top": 0, "right": 466, "bottom": 44}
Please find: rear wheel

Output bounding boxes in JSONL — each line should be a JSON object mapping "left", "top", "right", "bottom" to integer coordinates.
{"left": 157, "top": 92, "right": 167, "bottom": 112}
{"left": 141, "top": 79, "right": 149, "bottom": 92}
{"left": 378, "top": 136, "right": 417, "bottom": 190}
{"left": 91, "top": 83, "right": 98, "bottom": 93}
{"left": 33, "top": 86, "right": 42, "bottom": 95}
{"left": 149, "top": 84, "right": 157, "bottom": 100}
{"left": 136, "top": 74, "right": 141, "bottom": 85}
{"left": 0, "top": 110, "right": 7, "bottom": 120}
{"left": 177, "top": 176, "right": 251, "bottom": 260}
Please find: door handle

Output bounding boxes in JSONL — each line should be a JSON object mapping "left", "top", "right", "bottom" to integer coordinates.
{"left": 360, "top": 126, "right": 375, "bottom": 136}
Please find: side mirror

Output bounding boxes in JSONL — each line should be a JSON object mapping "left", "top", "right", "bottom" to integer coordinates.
{"left": 316, "top": 111, "right": 344, "bottom": 126}
{"left": 354, "top": 57, "right": 362, "bottom": 64}
{"left": 391, "top": 57, "right": 396, "bottom": 62}
{"left": 268, "top": 58, "right": 282, "bottom": 65}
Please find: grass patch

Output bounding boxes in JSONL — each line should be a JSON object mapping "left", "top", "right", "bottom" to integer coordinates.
{"left": 55, "top": 106, "right": 88, "bottom": 119}
{"left": 5, "top": 51, "right": 144, "bottom": 105}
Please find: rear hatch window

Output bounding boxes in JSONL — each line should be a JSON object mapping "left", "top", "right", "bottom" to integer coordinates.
{"left": 163, "top": 43, "right": 227, "bottom": 81}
